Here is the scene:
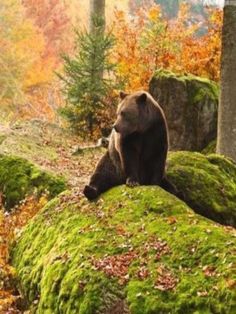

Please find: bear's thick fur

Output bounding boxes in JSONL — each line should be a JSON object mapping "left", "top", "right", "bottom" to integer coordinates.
{"left": 83, "top": 91, "right": 174, "bottom": 200}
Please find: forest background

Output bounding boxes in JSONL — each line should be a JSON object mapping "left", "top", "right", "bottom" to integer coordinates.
{"left": 0, "top": 0, "right": 223, "bottom": 137}
{"left": 2, "top": 2, "right": 236, "bottom": 313}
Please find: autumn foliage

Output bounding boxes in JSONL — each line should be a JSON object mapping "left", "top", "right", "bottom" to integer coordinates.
{"left": 0, "top": 1, "right": 222, "bottom": 126}
{"left": 0, "top": 0, "right": 71, "bottom": 123}
{"left": 0, "top": 195, "right": 48, "bottom": 312}
{"left": 111, "top": 4, "right": 222, "bottom": 91}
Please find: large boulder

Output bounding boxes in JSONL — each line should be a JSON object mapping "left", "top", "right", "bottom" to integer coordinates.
{"left": 12, "top": 185, "right": 236, "bottom": 313}
{"left": 167, "top": 152, "right": 236, "bottom": 227}
{"left": 149, "top": 70, "right": 219, "bottom": 151}
{"left": 0, "top": 155, "right": 66, "bottom": 210}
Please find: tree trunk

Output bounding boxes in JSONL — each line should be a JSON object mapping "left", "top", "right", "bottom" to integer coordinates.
{"left": 89, "top": 0, "right": 105, "bottom": 33}
{"left": 89, "top": 0, "right": 106, "bottom": 83}
{"left": 216, "top": 1, "right": 236, "bottom": 161}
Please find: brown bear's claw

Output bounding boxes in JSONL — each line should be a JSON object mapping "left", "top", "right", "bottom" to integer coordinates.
{"left": 83, "top": 185, "right": 98, "bottom": 200}
{"left": 126, "top": 178, "right": 140, "bottom": 188}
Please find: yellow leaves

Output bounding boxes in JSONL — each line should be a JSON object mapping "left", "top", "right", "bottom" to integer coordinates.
{"left": 114, "top": 9, "right": 126, "bottom": 21}
{"left": 226, "top": 279, "right": 236, "bottom": 289}
{"left": 0, "top": 290, "right": 18, "bottom": 313}
{"left": 0, "top": 194, "right": 48, "bottom": 311}
{"left": 148, "top": 6, "right": 162, "bottom": 22}
{"left": 0, "top": 1, "right": 42, "bottom": 62}
{"left": 0, "top": 0, "right": 72, "bottom": 122}
{"left": 14, "top": 24, "right": 46, "bottom": 88}
{"left": 0, "top": 195, "right": 48, "bottom": 265}
{"left": 0, "top": 0, "right": 223, "bottom": 122}
{"left": 0, "top": 0, "right": 46, "bottom": 110}
{"left": 111, "top": 4, "right": 222, "bottom": 91}
{"left": 177, "top": 2, "right": 191, "bottom": 21}
{"left": 24, "top": 57, "right": 54, "bottom": 88}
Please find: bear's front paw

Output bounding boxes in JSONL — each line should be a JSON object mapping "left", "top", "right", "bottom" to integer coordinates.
{"left": 83, "top": 185, "right": 98, "bottom": 200}
{"left": 126, "top": 178, "right": 140, "bottom": 187}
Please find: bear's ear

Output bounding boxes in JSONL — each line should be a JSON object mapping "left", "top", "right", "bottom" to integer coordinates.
{"left": 119, "top": 91, "right": 129, "bottom": 100}
{"left": 137, "top": 93, "right": 147, "bottom": 105}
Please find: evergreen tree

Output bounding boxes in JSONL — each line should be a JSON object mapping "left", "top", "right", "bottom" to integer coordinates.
{"left": 58, "top": 17, "right": 117, "bottom": 136}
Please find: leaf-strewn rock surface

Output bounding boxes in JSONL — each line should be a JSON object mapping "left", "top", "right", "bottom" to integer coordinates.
{"left": 12, "top": 185, "right": 236, "bottom": 314}
{"left": 167, "top": 152, "right": 236, "bottom": 227}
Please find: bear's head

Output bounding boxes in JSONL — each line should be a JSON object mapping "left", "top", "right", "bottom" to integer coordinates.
{"left": 113, "top": 91, "right": 153, "bottom": 136}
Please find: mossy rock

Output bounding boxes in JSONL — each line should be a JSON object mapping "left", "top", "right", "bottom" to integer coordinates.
{"left": 0, "top": 155, "right": 66, "bottom": 210}
{"left": 151, "top": 69, "right": 219, "bottom": 105}
{"left": 202, "top": 140, "right": 216, "bottom": 155}
{"left": 12, "top": 186, "right": 236, "bottom": 314}
{"left": 167, "top": 152, "right": 236, "bottom": 227}
{"left": 149, "top": 70, "right": 218, "bottom": 151}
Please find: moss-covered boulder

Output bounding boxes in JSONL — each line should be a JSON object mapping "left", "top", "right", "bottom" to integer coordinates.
{"left": 0, "top": 155, "right": 66, "bottom": 210}
{"left": 149, "top": 70, "right": 219, "bottom": 151}
{"left": 167, "top": 152, "right": 236, "bottom": 227}
{"left": 12, "top": 186, "right": 236, "bottom": 314}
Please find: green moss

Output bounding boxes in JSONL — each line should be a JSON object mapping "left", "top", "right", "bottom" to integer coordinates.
{"left": 0, "top": 155, "right": 66, "bottom": 210}
{"left": 202, "top": 140, "right": 216, "bottom": 155}
{"left": 12, "top": 186, "right": 236, "bottom": 313}
{"left": 167, "top": 151, "right": 236, "bottom": 227}
{"left": 153, "top": 69, "right": 219, "bottom": 105}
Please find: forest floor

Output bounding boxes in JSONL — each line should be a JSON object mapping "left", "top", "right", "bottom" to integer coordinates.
{"left": 0, "top": 120, "right": 103, "bottom": 313}
{"left": 0, "top": 119, "right": 104, "bottom": 188}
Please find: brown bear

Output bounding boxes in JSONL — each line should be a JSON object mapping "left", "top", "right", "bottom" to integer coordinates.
{"left": 83, "top": 91, "right": 175, "bottom": 200}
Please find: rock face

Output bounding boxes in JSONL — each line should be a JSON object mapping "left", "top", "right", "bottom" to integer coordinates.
{"left": 167, "top": 152, "right": 236, "bottom": 227}
{"left": 0, "top": 155, "right": 66, "bottom": 210}
{"left": 149, "top": 70, "right": 219, "bottom": 151}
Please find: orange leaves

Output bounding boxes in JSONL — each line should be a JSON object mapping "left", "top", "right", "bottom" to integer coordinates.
{"left": 111, "top": 4, "right": 222, "bottom": 91}
{"left": 1, "top": 1, "right": 222, "bottom": 123}
{"left": 154, "top": 265, "right": 178, "bottom": 291}
{"left": 23, "top": 0, "right": 72, "bottom": 62}
{"left": 0, "top": 195, "right": 48, "bottom": 264}
{"left": 0, "top": 195, "right": 47, "bottom": 312}
{"left": 0, "top": 0, "right": 45, "bottom": 104}
{"left": 22, "top": 0, "right": 73, "bottom": 120}
{"left": 111, "top": 8, "right": 149, "bottom": 91}
{"left": 0, "top": 0, "right": 72, "bottom": 123}
{"left": 91, "top": 251, "right": 138, "bottom": 284}
{"left": 0, "top": 290, "right": 20, "bottom": 314}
